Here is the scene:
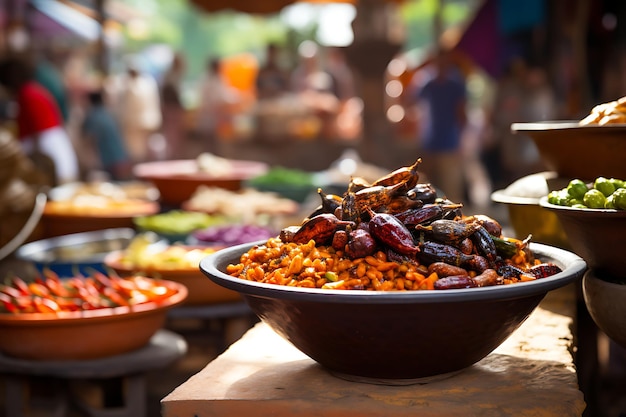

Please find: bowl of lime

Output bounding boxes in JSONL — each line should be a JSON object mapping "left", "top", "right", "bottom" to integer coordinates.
{"left": 540, "top": 176, "right": 626, "bottom": 279}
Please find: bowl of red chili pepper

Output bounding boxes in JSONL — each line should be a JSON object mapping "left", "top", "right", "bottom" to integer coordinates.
{"left": 0, "top": 272, "right": 187, "bottom": 360}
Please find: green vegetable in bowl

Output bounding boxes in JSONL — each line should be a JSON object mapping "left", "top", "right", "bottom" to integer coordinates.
{"left": 567, "top": 179, "right": 588, "bottom": 199}
{"left": 548, "top": 176, "right": 626, "bottom": 210}
{"left": 134, "top": 210, "right": 227, "bottom": 235}
{"left": 594, "top": 176, "right": 616, "bottom": 197}
{"left": 613, "top": 188, "right": 626, "bottom": 210}
{"left": 583, "top": 189, "right": 606, "bottom": 209}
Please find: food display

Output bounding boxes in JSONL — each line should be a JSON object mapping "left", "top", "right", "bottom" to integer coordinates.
{"left": 105, "top": 234, "right": 242, "bottom": 305}
{"left": 192, "top": 224, "right": 276, "bottom": 247}
{"left": 132, "top": 155, "right": 269, "bottom": 206}
{"left": 580, "top": 96, "right": 626, "bottom": 125}
{"left": 547, "top": 176, "right": 626, "bottom": 209}
{"left": 134, "top": 210, "right": 228, "bottom": 239}
{"left": 44, "top": 181, "right": 159, "bottom": 216}
{"left": 0, "top": 271, "right": 181, "bottom": 314}
{"left": 110, "top": 233, "right": 219, "bottom": 271}
{"left": 246, "top": 166, "right": 318, "bottom": 203}
{"left": 227, "top": 158, "right": 562, "bottom": 291}
{"left": 183, "top": 186, "right": 299, "bottom": 219}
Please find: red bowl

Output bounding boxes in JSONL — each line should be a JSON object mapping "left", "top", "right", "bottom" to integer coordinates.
{"left": 133, "top": 159, "right": 269, "bottom": 206}
{"left": 0, "top": 279, "right": 187, "bottom": 361}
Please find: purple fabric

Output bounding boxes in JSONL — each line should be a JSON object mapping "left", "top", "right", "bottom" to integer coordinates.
{"left": 455, "top": 0, "right": 503, "bottom": 78}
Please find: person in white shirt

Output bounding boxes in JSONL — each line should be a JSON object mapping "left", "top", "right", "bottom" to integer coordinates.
{"left": 106, "top": 57, "right": 162, "bottom": 164}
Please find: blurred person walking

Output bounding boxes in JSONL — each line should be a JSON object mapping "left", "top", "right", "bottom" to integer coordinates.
{"left": 107, "top": 57, "right": 162, "bottom": 164}
{"left": 255, "top": 43, "right": 290, "bottom": 100}
{"left": 160, "top": 52, "right": 187, "bottom": 159}
{"left": 81, "top": 90, "right": 132, "bottom": 181}
{"left": 408, "top": 48, "right": 467, "bottom": 204}
{"left": 0, "top": 54, "right": 79, "bottom": 185}
{"left": 195, "top": 57, "right": 241, "bottom": 148}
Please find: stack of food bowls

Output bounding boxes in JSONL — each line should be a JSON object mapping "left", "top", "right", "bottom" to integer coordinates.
{"left": 491, "top": 172, "right": 569, "bottom": 248}
{"left": 540, "top": 193, "right": 626, "bottom": 350}
{"left": 515, "top": 112, "right": 626, "bottom": 350}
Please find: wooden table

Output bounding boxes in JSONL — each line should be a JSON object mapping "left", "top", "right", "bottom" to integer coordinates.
{"left": 162, "top": 285, "right": 585, "bottom": 417}
{"left": 1, "top": 330, "right": 187, "bottom": 417}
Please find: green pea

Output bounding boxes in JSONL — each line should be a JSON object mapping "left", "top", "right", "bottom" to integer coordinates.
{"left": 613, "top": 188, "right": 626, "bottom": 210}
{"left": 583, "top": 189, "right": 607, "bottom": 208}
{"left": 594, "top": 176, "right": 616, "bottom": 197}
{"left": 567, "top": 179, "right": 588, "bottom": 199}
{"left": 605, "top": 194, "right": 616, "bottom": 209}
{"left": 572, "top": 203, "right": 588, "bottom": 209}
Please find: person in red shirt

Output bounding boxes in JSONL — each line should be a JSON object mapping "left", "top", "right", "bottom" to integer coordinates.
{"left": 0, "top": 54, "right": 79, "bottom": 185}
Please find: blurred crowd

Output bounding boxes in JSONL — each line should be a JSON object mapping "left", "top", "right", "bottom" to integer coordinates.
{"left": 0, "top": 40, "right": 365, "bottom": 187}
{"left": 0, "top": 35, "right": 568, "bottom": 209}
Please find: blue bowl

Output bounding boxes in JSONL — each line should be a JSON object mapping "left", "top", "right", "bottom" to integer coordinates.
{"left": 15, "top": 228, "right": 137, "bottom": 277}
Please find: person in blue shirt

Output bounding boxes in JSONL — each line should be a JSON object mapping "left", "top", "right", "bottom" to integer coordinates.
{"left": 81, "top": 90, "right": 132, "bottom": 181}
{"left": 410, "top": 48, "right": 467, "bottom": 204}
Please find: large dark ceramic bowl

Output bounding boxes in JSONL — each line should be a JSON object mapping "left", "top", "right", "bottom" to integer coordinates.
{"left": 539, "top": 197, "right": 626, "bottom": 280}
{"left": 511, "top": 121, "right": 626, "bottom": 180}
{"left": 200, "top": 241, "right": 586, "bottom": 381}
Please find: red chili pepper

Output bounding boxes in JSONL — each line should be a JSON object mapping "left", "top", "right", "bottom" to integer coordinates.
{"left": 103, "top": 287, "right": 129, "bottom": 307}
{"left": 11, "top": 277, "right": 30, "bottom": 296}
{"left": 33, "top": 297, "right": 60, "bottom": 313}
{"left": 28, "top": 282, "right": 50, "bottom": 298}
{"left": 0, "top": 285, "right": 23, "bottom": 299}
{"left": 45, "top": 278, "right": 72, "bottom": 298}
{"left": 0, "top": 293, "right": 18, "bottom": 313}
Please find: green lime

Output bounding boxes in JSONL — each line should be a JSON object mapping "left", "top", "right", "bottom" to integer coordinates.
{"left": 605, "top": 194, "right": 616, "bottom": 209}
{"left": 583, "top": 189, "right": 607, "bottom": 208}
{"left": 567, "top": 179, "right": 588, "bottom": 199}
{"left": 613, "top": 188, "right": 626, "bottom": 210}
{"left": 609, "top": 178, "right": 625, "bottom": 190}
{"left": 567, "top": 198, "right": 584, "bottom": 207}
{"left": 548, "top": 190, "right": 569, "bottom": 206}
{"left": 572, "top": 203, "right": 588, "bottom": 209}
{"left": 594, "top": 176, "right": 616, "bottom": 197}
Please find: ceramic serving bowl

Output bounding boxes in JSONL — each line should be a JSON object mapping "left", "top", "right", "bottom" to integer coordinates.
{"left": 200, "top": 241, "right": 586, "bottom": 381}
{"left": 0, "top": 279, "right": 187, "bottom": 360}
{"left": 511, "top": 121, "right": 626, "bottom": 181}
{"left": 133, "top": 159, "right": 269, "bottom": 206}
{"left": 40, "top": 199, "right": 159, "bottom": 238}
{"left": 539, "top": 197, "right": 626, "bottom": 280}
{"left": 582, "top": 270, "right": 626, "bottom": 349}
{"left": 491, "top": 172, "right": 569, "bottom": 249}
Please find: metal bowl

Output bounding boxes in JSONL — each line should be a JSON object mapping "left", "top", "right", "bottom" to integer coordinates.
{"left": 200, "top": 241, "right": 586, "bottom": 381}
{"left": 491, "top": 172, "right": 570, "bottom": 249}
{"left": 15, "top": 228, "right": 138, "bottom": 277}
